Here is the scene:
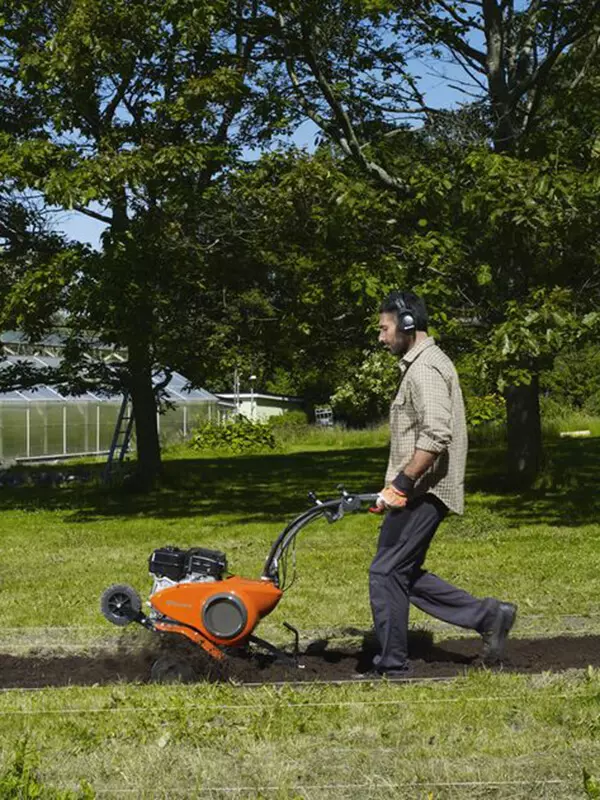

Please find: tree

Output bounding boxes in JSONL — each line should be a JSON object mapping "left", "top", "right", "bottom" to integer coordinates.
{"left": 0, "top": 65, "right": 73, "bottom": 364}
{"left": 0, "top": 0, "right": 285, "bottom": 486}
{"left": 210, "top": 146, "right": 424, "bottom": 405}
{"left": 262, "top": 0, "right": 600, "bottom": 480}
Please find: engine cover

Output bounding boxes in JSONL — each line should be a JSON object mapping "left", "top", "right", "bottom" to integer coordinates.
{"left": 149, "top": 546, "right": 186, "bottom": 582}
{"left": 149, "top": 546, "right": 227, "bottom": 584}
{"left": 149, "top": 576, "right": 283, "bottom": 647}
{"left": 185, "top": 547, "right": 227, "bottom": 580}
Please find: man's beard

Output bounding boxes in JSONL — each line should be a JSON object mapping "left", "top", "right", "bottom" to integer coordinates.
{"left": 390, "top": 335, "right": 409, "bottom": 356}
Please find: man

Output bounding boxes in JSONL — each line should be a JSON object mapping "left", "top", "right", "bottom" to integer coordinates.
{"left": 365, "top": 290, "right": 516, "bottom": 676}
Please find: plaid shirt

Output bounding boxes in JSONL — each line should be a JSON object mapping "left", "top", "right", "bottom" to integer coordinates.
{"left": 385, "top": 337, "right": 467, "bottom": 515}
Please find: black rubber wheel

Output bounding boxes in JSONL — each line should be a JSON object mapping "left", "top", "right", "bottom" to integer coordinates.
{"left": 150, "top": 655, "right": 196, "bottom": 684}
{"left": 100, "top": 584, "right": 142, "bottom": 627}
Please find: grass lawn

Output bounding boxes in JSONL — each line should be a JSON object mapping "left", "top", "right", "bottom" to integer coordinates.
{"left": 0, "top": 432, "right": 600, "bottom": 797}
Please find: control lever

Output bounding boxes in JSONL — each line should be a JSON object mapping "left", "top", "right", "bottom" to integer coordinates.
{"left": 308, "top": 489, "right": 338, "bottom": 522}
{"left": 283, "top": 621, "right": 304, "bottom": 667}
{"left": 307, "top": 490, "right": 323, "bottom": 506}
{"left": 337, "top": 483, "right": 362, "bottom": 513}
{"left": 368, "top": 490, "right": 384, "bottom": 514}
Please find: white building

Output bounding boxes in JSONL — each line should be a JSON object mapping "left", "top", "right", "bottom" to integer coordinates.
{"left": 215, "top": 392, "right": 303, "bottom": 422}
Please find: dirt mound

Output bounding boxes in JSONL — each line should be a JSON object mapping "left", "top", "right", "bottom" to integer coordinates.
{"left": 1, "top": 632, "right": 599, "bottom": 689}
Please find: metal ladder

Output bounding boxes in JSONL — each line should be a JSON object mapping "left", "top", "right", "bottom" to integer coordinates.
{"left": 103, "top": 393, "right": 135, "bottom": 482}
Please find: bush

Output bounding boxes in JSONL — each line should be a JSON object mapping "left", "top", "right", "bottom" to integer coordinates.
{"left": 583, "top": 391, "right": 600, "bottom": 417}
{"left": 539, "top": 395, "right": 568, "bottom": 421}
{"left": 190, "top": 416, "right": 276, "bottom": 454}
{"left": 465, "top": 393, "right": 506, "bottom": 427}
{"left": 267, "top": 410, "right": 309, "bottom": 429}
{"left": 330, "top": 350, "right": 397, "bottom": 427}
{"left": 541, "top": 344, "right": 600, "bottom": 410}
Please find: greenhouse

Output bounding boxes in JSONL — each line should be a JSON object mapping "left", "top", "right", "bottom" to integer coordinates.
{"left": 0, "top": 355, "right": 230, "bottom": 462}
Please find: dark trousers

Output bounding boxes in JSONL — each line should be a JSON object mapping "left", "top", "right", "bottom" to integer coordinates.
{"left": 369, "top": 494, "right": 495, "bottom": 671}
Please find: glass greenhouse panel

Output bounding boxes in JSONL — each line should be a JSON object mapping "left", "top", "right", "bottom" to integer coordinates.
{"left": 0, "top": 405, "right": 29, "bottom": 459}
{"left": 0, "top": 399, "right": 223, "bottom": 461}
{"left": 0, "top": 402, "right": 122, "bottom": 460}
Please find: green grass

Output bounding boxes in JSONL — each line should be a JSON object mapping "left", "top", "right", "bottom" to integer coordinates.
{"left": 1, "top": 671, "right": 599, "bottom": 798}
{"left": 1, "top": 429, "right": 600, "bottom": 797}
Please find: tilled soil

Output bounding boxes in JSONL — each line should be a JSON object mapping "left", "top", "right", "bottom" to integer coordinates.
{"left": 1, "top": 632, "right": 599, "bottom": 689}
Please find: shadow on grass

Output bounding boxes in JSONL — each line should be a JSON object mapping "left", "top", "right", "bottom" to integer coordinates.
{"left": 467, "top": 437, "right": 600, "bottom": 527}
{"left": 0, "top": 447, "right": 386, "bottom": 524}
{"left": 1, "top": 437, "right": 599, "bottom": 528}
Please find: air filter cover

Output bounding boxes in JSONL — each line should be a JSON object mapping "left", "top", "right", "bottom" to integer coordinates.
{"left": 202, "top": 593, "right": 247, "bottom": 639}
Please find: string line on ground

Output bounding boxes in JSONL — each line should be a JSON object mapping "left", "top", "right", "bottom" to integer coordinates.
{"left": 0, "top": 691, "right": 590, "bottom": 717}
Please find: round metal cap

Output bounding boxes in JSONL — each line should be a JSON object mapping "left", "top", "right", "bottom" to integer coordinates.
{"left": 202, "top": 593, "right": 247, "bottom": 639}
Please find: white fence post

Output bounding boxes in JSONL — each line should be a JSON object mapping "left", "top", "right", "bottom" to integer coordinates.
{"left": 83, "top": 404, "right": 89, "bottom": 453}
{"left": 62, "top": 406, "right": 67, "bottom": 454}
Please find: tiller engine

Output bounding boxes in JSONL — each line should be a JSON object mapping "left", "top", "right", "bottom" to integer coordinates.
{"left": 101, "top": 488, "right": 377, "bottom": 666}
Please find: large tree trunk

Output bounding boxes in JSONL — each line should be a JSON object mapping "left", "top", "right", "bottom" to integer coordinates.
{"left": 504, "top": 375, "right": 542, "bottom": 485}
{"left": 128, "top": 341, "right": 162, "bottom": 490}
{"left": 108, "top": 195, "right": 162, "bottom": 489}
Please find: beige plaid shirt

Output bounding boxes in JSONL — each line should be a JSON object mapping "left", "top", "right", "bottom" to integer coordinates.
{"left": 385, "top": 337, "right": 467, "bottom": 515}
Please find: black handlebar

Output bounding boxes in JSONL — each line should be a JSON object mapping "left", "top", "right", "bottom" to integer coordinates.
{"left": 262, "top": 491, "right": 379, "bottom": 584}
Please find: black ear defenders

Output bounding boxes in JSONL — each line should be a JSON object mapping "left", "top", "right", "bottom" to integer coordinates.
{"left": 393, "top": 294, "right": 416, "bottom": 333}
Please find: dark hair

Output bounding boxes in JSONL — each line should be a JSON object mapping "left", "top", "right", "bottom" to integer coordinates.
{"left": 379, "top": 291, "right": 428, "bottom": 332}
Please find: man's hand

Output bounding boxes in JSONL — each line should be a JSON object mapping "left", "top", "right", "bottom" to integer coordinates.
{"left": 376, "top": 485, "right": 409, "bottom": 510}
{"left": 368, "top": 471, "right": 415, "bottom": 513}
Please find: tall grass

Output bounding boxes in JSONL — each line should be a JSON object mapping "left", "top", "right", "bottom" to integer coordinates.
{"left": 172, "top": 411, "right": 599, "bottom": 458}
{"left": 453, "top": 409, "right": 600, "bottom": 449}
{"left": 542, "top": 411, "right": 600, "bottom": 439}
{"left": 272, "top": 422, "right": 390, "bottom": 451}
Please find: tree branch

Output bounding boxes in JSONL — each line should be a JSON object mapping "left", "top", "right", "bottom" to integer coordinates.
{"left": 102, "top": 67, "right": 134, "bottom": 126}
{"left": 73, "top": 205, "right": 112, "bottom": 225}
{"left": 445, "top": 47, "right": 490, "bottom": 92}
{"left": 436, "top": 0, "right": 485, "bottom": 32}
{"left": 570, "top": 31, "right": 600, "bottom": 90}
{"left": 417, "top": 7, "right": 487, "bottom": 68}
{"left": 297, "top": 17, "right": 411, "bottom": 195}
{"left": 511, "top": 3, "right": 600, "bottom": 102}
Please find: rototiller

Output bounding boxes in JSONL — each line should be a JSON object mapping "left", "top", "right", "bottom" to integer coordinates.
{"left": 101, "top": 488, "right": 377, "bottom": 667}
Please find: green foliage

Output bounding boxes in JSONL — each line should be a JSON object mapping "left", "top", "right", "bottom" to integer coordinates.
{"left": 584, "top": 391, "right": 600, "bottom": 416}
{"left": 465, "top": 394, "right": 506, "bottom": 428}
{"left": 1, "top": 0, "right": 599, "bottom": 488}
{"left": 0, "top": 737, "right": 94, "bottom": 799}
{"left": 584, "top": 767, "right": 600, "bottom": 799}
{"left": 190, "top": 416, "right": 276, "bottom": 454}
{"left": 480, "top": 287, "right": 600, "bottom": 391}
{"left": 330, "top": 349, "right": 398, "bottom": 427}
{"left": 0, "top": 0, "right": 291, "bottom": 482}
{"left": 267, "top": 410, "right": 309, "bottom": 429}
{"left": 221, "top": 147, "right": 412, "bottom": 405}
{"left": 541, "top": 344, "right": 600, "bottom": 411}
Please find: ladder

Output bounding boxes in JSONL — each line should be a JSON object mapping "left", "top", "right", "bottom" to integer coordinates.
{"left": 103, "top": 393, "right": 135, "bottom": 482}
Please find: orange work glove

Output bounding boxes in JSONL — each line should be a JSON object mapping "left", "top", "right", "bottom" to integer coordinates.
{"left": 376, "top": 485, "right": 409, "bottom": 511}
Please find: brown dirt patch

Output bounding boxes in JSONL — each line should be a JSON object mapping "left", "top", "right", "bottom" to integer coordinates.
{"left": 1, "top": 631, "right": 599, "bottom": 689}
